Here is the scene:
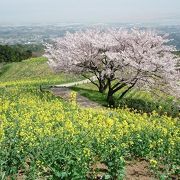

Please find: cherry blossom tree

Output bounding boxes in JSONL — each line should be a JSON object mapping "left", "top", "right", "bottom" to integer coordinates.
{"left": 44, "top": 29, "right": 180, "bottom": 106}
{"left": 45, "top": 29, "right": 112, "bottom": 93}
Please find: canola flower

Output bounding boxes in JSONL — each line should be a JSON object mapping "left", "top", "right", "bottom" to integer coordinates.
{"left": 150, "top": 159, "right": 158, "bottom": 168}
{"left": 0, "top": 87, "right": 179, "bottom": 179}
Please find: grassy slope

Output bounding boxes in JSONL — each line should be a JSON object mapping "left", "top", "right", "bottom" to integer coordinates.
{"left": 71, "top": 82, "right": 180, "bottom": 118}
{"left": 0, "top": 57, "right": 53, "bottom": 81}
{"left": 0, "top": 57, "right": 179, "bottom": 117}
{"left": 0, "top": 57, "right": 82, "bottom": 87}
{"left": 0, "top": 57, "right": 179, "bottom": 179}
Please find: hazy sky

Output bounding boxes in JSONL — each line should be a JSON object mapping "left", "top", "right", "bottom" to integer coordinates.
{"left": 0, "top": 0, "right": 180, "bottom": 25}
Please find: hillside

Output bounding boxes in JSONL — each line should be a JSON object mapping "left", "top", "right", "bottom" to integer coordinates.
{"left": 0, "top": 57, "right": 179, "bottom": 179}
{"left": 0, "top": 57, "right": 82, "bottom": 87}
{"left": 0, "top": 57, "right": 61, "bottom": 81}
{"left": 0, "top": 59, "right": 179, "bottom": 179}
{"left": 0, "top": 57, "right": 179, "bottom": 117}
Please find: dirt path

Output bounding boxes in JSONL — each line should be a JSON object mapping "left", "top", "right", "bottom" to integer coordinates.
{"left": 51, "top": 76, "right": 101, "bottom": 108}
{"left": 53, "top": 76, "right": 96, "bottom": 88}
{"left": 52, "top": 87, "right": 101, "bottom": 108}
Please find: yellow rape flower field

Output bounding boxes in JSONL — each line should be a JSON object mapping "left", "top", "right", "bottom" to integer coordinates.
{"left": 0, "top": 86, "right": 179, "bottom": 179}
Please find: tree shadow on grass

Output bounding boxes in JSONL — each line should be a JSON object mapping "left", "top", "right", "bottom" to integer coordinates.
{"left": 71, "top": 86, "right": 180, "bottom": 118}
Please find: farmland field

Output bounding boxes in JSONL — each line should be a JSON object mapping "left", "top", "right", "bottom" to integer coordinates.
{"left": 0, "top": 57, "right": 180, "bottom": 179}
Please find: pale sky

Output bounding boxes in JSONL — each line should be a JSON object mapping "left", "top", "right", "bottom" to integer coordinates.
{"left": 0, "top": 0, "right": 180, "bottom": 25}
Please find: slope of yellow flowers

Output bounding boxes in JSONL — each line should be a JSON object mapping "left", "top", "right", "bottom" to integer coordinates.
{"left": 0, "top": 87, "right": 179, "bottom": 179}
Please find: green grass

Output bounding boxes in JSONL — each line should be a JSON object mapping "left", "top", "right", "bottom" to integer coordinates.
{"left": 0, "top": 56, "right": 179, "bottom": 117}
{"left": 71, "top": 83, "right": 180, "bottom": 118}
{"left": 0, "top": 57, "right": 83, "bottom": 87}
{"left": 0, "top": 57, "right": 49, "bottom": 81}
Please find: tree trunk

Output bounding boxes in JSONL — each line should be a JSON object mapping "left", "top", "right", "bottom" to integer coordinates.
{"left": 98, "top": 83, "right": 107, "bottom": 93}
{"left": 99, "top": 86, "right": 105, "bottom": 93}
{"left": 98, "top": 78, "right": 108, "bottom": 93}
{"left": 107, "top": 90, "right": 115, "bottom": 107}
